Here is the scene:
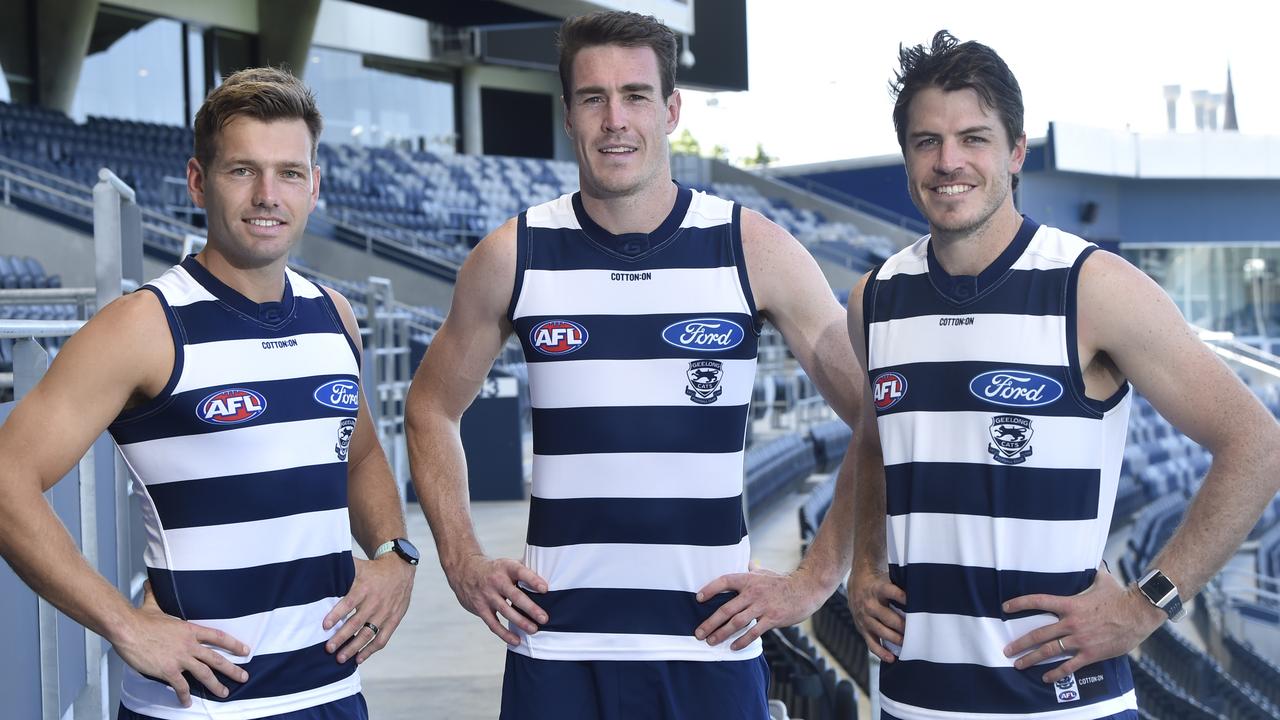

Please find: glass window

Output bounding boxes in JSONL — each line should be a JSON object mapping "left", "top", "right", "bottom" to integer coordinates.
{"left": 70, "top": 16, "right": 184, "bottom": 125}
{"left": 305, "top": 46, "right": 455, "bottom": 153}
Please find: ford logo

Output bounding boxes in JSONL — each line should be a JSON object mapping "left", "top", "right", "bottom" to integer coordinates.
{"left": 314, "top": 379, "right": 360, "bottom": 411}
{"left": 661, "top": 318, "right": 745, "bottom": 351}
{"left": 969, "top": 370, "right": 1063, "bottom": 407}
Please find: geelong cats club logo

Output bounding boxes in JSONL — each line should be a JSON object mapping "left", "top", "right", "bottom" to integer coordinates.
{"left": 686, "top": 360, "right": 725, "bottom": 404}
{"left": 335, "top": 418, "right": 356, "bottom": 460}
{"left": 989, "top": 415, "right": 1034, "bottom": 465}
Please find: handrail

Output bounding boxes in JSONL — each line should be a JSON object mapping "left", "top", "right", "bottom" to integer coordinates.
{"left": 0, "top": 320, "right": 85, "bottom": 338}
{"left": 1194, "top": 325, "right": 1280, "bottom": 379}
{"left": 0, "top": 288, "right": 94, "bottom": 303}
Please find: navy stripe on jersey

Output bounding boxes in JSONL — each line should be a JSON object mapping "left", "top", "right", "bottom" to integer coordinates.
{"left": 147, "top": 464, "right": 348, "bottom": 530}
{"left": 171, "top": 297, "right": 349, "bottom": 346}
{"left": 881, "top": 656, "right": 1133, "bottom": 716}
{"left": 528, "top": 496, "right": 747, "bottom": 547}
{"left": 885, "top": 463, "right": 1101, "bottom": 521}
{"left": 570, "top": 186, "right": 693, "bottom": 262}
{"left": 869, "top": 362, "right": 1087, "bottom": 418}
{"left": 148, "top": 552, "right": 354, "bottom": 620}
{"left": 526, "top": 225, "right": 735, "bottom": 271}
{"left": 532, "top": 405, "right": 749, "bottom": 455}
{"left": 110, "top": 374, "right": 360, "bottom": 444}
{"left": 888, "top": 564, "right": 1095, "bottom": 619}
{"left": 180, "top": 256, "right": 298, "bottom": 329}
{"left": 524, "top": 588, "right": 735, "bottom": 636}
{"left": 868, "top": 267, "right": 1069, "bottom": 322}
{"left": 183, "top": 640, "right": 356, "bottom": 704}
{"left": 515, "top": 313, "right": 758, "bottom": 362}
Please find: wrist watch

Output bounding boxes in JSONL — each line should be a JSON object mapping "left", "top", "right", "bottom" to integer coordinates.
{"left": 374, "top": 538, "right": 420, "bottom": 566}
{"left": 1137, "top": 568, "right": 1186, "bottom": 622}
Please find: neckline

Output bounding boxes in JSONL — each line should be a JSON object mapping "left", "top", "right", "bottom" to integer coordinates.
{"left": 570, "top": 183, "right": 692, "bottom": 261}
{"left": 926, "top": 216, "right": 1040, "bottom": 305}
{"left": 181, "top": 255, "right": 295, "bottom": 326}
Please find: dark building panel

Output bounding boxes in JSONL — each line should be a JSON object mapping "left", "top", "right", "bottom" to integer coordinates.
{"left": 482, "top": 87, "right": 554, "bottom": 158}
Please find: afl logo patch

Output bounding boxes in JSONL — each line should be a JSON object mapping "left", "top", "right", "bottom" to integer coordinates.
{"left": 530, "top": 319, "right": 588, "bottom": 356}
{"left": 314, "top": 379, "right": 359, "bottom": 411}
{"left": 661, "top": 318, "right": 744, "bottom": 351}
{"left": 197, "top": 388, "right": 266, "bottom": 425}
{"left": 872, "top": 371, "right": 907, "bottom": 411}
{"left": 970, "top": 370, "right": 1063, "bottom": 407}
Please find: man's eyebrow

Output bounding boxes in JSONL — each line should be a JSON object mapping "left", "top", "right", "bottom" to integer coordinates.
{"left": 573, "top": 83, "right": 657, "bottom": 96}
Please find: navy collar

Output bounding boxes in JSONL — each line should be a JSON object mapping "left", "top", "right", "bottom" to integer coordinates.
{"left": 926, "top": 216, "right": 1040, "bottom": 305}
{"left": 571, "top": 183, "right": 692, "bottom": 261}
{"left": 181, "top": 254, "right": 295, "bottom": 326}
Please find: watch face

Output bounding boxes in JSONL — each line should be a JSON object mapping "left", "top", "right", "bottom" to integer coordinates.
{"left": 1142, "top": 572, "right": 1175, "bottom": 603}
{"left": 394, "top": 538, "right": 421, "bottom": 564}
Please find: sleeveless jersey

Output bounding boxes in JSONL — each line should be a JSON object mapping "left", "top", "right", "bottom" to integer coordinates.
{"left": 863, "top": 219, "right": 1139, "bottom": 719}
{"left": 508, "top": 186, "right": 762, "bottom": 662}
{"left": 108, "top": 256, "right": 362, "bottom": 719}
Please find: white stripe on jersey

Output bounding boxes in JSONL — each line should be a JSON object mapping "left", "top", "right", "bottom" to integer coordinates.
{"left": 868, "top": 314, "right": 1066, "bottom": 368}
{"left": 122, "top": 417, "right": 347, "bottom": 484}
{"left": 530, "top": 451, "right": 745, "bottom": 499}
{"left": 121, "top": 671, "right": 362, "bottom": 720}
{"left": 877, "top": 411, "right": 1105, "bottom": 469}
{"left": 890, "top": 611, "right": 1062, "bottom": 666}
{"left": 512, "top": 629, "right": 761, "bottom": 662}
{"left": 161, "top": 508, "right": 351, "bottom": 571}
{"left": 526, "top": 195, "right": 580, "bottom": 230}
{"left": 151, "top": 267, "right": 220, "bottom": 307}
{"left": 512, "top": 267, "right": 751, "bottom": 318}
{"left": 527, "top": 358, "right": 757, "bottom": 409}
{"left": 880, "top": 691, "right": 1139, "bottom": 720}
{"left": 683, "top": 193, "right": 734, "bottom": 228}
{"left": 173, "top": 333, "right": 356, "bottom": 394}
{"left": 888, "top": 513, "right": 1103, "bottom": 574}
{"left": 525, "top": 537, "right": 752, "bottom": 593}
{"left": 199, "top": 597, "right": 345, "bottom": 661}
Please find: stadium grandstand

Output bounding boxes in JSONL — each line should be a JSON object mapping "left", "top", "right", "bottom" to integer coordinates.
{"left": 2, "top": 2, "right": 1280, "bottom": 720}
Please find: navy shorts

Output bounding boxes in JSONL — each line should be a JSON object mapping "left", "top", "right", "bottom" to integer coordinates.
{"left": 499, "top": 651, "right": 770, "bottom": 720}
{"left": 118, "top": 692, "right": 367, "bottom": 719}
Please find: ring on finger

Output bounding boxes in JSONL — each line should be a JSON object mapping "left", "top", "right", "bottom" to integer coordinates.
{"left": 364, "top": 621, "right": 380, "bottom": 637}
{"left": 1057, "top": 637, "right": 1068, "bottom": 655}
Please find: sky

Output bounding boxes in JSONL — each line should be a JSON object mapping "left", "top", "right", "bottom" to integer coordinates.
{"left": 678, "top": 0, "right": 1280, "bottom": 167}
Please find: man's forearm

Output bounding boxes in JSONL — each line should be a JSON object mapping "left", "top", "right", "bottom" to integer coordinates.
{"left": 798, "top": 440, "right": 858, "bottom": 591}
{"left": 406, "top": 412, "right": 485, "bottom": 576}
{"left": 347, "top": 448, "right": 407, "bottom": 558}
{"left": 850, "top": 426, "right": 889, "bottom": 578}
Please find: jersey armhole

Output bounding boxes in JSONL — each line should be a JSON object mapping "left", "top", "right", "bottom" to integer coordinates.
{"left": 1065, "top": 245, "right": 1129, "bottom": 415}
{"left": 111, "top": 285, "right": 185, "bottom": 425}
{"left": 861, "top": 262, "right": 885, "bottom": 366}
{"left": 506, "top": 212, "right": 531, "bottom": 326}
{"left": 315, "top": 287, "right": 362, "bottom": 371}
{"left": 729, "top": 202, "right": 762, "bottom": 334}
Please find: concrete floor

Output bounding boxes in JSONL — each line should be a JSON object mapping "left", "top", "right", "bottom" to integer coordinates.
{"left": 358, "top": 483, "right": 832, "bottom": 719}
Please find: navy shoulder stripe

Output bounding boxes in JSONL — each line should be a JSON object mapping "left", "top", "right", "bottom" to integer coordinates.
{"left": 172, "top": 295, "right": 344, "bottom": 346}
{"left": 526, "top": 224, "right": 734, "bottom": 271}
{"left": 870, "top": 267, "right": 1071, "bottom": 322}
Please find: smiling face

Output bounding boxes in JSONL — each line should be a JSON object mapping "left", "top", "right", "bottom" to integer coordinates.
{"left": 187, "top": 116, "right": 319, "bottom": 270}
{"left": 903, "top": 86, "right": 1026, "bottom": 239}
{"left": 564, "top": 43, "right": 680, "bottom": 199}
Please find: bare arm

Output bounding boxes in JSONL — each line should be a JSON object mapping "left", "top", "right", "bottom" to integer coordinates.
{"left": 320, "top": 287, "right": 414, "bottom": 664}
{"left": 696, "top": 209, "right": 882, "bottom": 648}
{"left": 844, "top": 271, "right": 906, "bottom": 662}
{"left": 0, "top": 291, "right": 247, "bottom": 704}
{"left": 404, "top": 219, "right": 547, "bottom": 645}
{"left": 1006, "top": 250, "right": 1280, "bottom": 680}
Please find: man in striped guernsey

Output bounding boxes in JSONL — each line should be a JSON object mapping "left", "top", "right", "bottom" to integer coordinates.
{"left": 0, "top": 68, "right": 416, "bottom": 719}
{"left": 407, "top": 11, "right": 868, "bottom": 720}
{"left": 846, "top": 31, "right": 1280, "bottom": 720}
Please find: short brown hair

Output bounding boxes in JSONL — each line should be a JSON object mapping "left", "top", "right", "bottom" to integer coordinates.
{"left": 192, "top": 67, "right": 323, "bottom": 168}
{"left": 557, "top": 11, "right": 678, "bottom": 101}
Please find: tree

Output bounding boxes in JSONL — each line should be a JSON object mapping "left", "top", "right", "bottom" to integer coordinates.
{"left": 671, "top": 128, "right": 701, "bottom": 156}
{"left": 740, "top": 142, "right": 776, "bottom": 168}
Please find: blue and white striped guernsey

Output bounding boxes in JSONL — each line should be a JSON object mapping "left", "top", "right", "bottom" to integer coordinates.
{"left": 863, "top": 218, "right": 1139, "bottom": 719}
{"left": 108, "top": 256, "right": 362, "bottom": 719}
{"left": 508, "top": 185, "right": 762, "bottom": 662}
